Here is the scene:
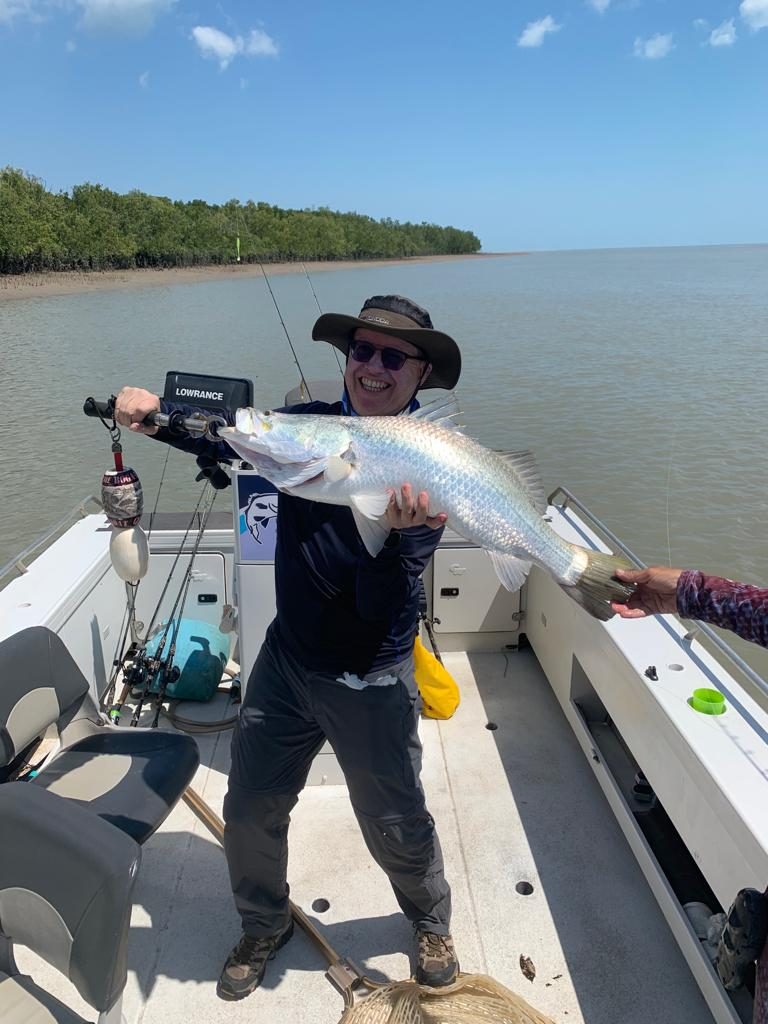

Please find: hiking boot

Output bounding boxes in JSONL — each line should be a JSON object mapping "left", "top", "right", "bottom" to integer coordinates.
{"left": 216, "top": 920, "right": 294, "bottom": 1001}
{"left": 716, "top": 889, "right": 768, "bottom": 992}
{"left": 415, "top": 929, "right": 459, "bottom": 987}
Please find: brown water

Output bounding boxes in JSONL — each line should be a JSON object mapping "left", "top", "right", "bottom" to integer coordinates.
{"left": 2, "top": 245, "right": 767, "bottom": 674}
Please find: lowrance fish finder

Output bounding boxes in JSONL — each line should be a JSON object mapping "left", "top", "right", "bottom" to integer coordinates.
{"left": 163, "top": 371, "right": 253, "bottom": 411}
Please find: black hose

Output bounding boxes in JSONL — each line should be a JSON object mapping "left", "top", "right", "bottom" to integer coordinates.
{"left": 161, "top": 685, "right": 239, "bottom": 733}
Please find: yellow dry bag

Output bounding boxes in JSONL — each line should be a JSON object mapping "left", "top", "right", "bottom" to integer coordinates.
{"left": 413, "top": 635, "right": 460, "bottom": 719}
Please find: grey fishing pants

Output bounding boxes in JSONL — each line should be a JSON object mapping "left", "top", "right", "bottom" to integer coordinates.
{"left": 222, "top": 623, "right": 452, "bottom": 938}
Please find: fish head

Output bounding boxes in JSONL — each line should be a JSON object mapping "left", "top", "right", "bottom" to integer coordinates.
{"left": 222, "top": 410, "right": 354, "bottom": 491}
{"left": 232, "top": 409, "right": 349, "bottom": 463}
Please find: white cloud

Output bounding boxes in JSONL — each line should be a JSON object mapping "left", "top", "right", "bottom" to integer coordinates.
{"left": 693, "top": 18, "right": 708, "bottom": 30}
{"left": 587, "top": 0, "right": 611, "bottom": 12}
{"left": 192, "top": 24, "right": 278, "bottom": 68}
{"left": 239, "top": 76, "right": 248, "bottom": 89}
{"left": 740, "top": 0, "right": 768, "bottom": 31}
{"left": 709, "top": 18, "right": 736, "bottom": 45}
{"left": 245, "top": 28, "right": 277, "bottom": 56}
{"left": 633, "top": 32, "right": 674, "bottom": 59}
{"left": 0, "top": 0, "right": 34, "bottom": 24}
{"left": 65, "top": 37, "right": 76, "bottom": 50}
{"left": 77, "top": 0, "right": 176, "bottom": 36}
{"left": 139, "top": 69, "right": 149, "bottom": 87}
{"left": 518, "top": 15, "right": 561, "bottom": 48}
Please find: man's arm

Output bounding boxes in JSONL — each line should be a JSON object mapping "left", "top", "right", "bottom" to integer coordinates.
{"left": 676, "top": 570, "right": 768, "bottom": 648}
{"left": 612, "top": 566, "right": 768, "bottom": 649}
{"left": 150, "top": 399, "right": 236, "bottom": 462}
{"left": 114, "top": 387, "right": 235, "bottom": 462}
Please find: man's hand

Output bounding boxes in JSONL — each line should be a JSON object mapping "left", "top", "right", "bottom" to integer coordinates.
{"left": 114, "top": 387, "right": 161, "bottom": 436}
{"left": 385, "top": 484, "right": 447, "bottom": 531}
{"left": 610, "top": 566, "right": 684, "bottom": 618}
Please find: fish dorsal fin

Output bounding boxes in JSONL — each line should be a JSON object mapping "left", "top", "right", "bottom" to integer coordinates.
{"left": 410, "top": 392, "right": 464, "bottom": 431}
{"left": 495, "top": 449, "right": 548, "bottom": 515}
{"left": 351, "top": 510, "right": 391, "bottom": 557}
{"left": 350, "top": 492, "right": 391, "bottom": 520}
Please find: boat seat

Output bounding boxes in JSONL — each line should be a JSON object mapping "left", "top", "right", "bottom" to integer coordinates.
{"left": 0, "top": 783, "right": 141, "bottom": 1024}
{"left": 0, "top": 625, "right": 199, "bottom": 845}
{"left": 31, "top": 727, "right": 199, "bottom": 844}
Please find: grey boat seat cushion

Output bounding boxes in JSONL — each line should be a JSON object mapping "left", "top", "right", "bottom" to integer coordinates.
{"left": 0, "top": 783, "right": 141, "bottom": 1018}
{"left": 0, "top": 627, "right": 89, "bottom": 766}
{"left": 32, "top": 727, "right": 199, "bottom": 845}
{"left": 0, "top": 625, "right": 200, "bottom": 845}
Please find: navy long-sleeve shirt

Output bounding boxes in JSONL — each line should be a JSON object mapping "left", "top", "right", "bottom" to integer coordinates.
{"left": 151, "top": 399, "right": 443, "bottom": 674}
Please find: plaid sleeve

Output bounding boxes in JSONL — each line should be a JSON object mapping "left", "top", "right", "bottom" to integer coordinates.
{"left": 676, "top": 570, "right": 768, "bottom": 648}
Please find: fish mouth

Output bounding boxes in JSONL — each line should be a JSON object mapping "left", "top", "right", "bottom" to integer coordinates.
{"left": 233, "top": 409, "right": 272, "bottom": 435}
{"left": 357, "top": 376, "right": 390, "bottom": 393}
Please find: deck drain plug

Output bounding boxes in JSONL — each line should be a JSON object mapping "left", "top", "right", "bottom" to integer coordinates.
{"left": 485, "top": 722, "right": 498, "bottom": 731}
{"left": 516, "top": 881, "right": 534, "bottom": 896}
{"left": 312, "top": 898, "right": 330, "bottom": 913}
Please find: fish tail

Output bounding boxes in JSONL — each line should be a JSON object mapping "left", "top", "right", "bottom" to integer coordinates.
{"left": 563, "top": 551, "right": 636, "bottom": 621}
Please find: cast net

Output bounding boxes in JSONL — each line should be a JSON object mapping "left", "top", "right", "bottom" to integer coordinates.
{"left": 338, "top": 973, "right": 555, "bottom": 1024}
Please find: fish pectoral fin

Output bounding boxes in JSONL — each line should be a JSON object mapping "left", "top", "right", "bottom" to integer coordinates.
{"left": 272, "top": 459, "right": 328, "bottom": 488}
{"left": 324, "top": 454, "right": 353, "bottom": 483}
{"left": 486, "top": 550, "right": 532, "bottom": 593}
{"left": 350, "top": 491, "right": 392, "bottom": 520}
{"left": 351, "top": 511, "right": 391, "bottom": 557}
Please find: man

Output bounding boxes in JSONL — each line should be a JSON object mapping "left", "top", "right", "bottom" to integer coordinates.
{"left": 115, "top": 294, "right": 463, "bottom": 1000}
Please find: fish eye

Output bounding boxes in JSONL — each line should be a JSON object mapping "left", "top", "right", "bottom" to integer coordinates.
{"left": 263, "top": 409, "right": 272, "bottom": 416}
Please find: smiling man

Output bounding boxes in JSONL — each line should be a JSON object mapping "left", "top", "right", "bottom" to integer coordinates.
{"left": 114, "top": 294, "right": 463, "bottom": 1000}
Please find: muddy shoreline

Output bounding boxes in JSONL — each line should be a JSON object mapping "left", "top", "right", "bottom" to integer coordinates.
{"left": 0, "top": 252, "right": 524, "bottom": 302}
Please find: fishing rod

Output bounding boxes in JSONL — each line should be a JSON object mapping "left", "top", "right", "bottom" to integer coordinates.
{"left": 257, "top": 261, "right": 313, "bottom": 400}
{"left": 128, "top": 485, "right": 215, "bottom": 727}
{"left": 148, "top": 487, "right": 220, "bottom": 728}
{"left": 85, "top": 395, "right": 227, "bottom": 728}
{"left": 100, "top": 441, "right": 173, "bottom": 718}
{"left": 301, "top": 261, "right": 344, "bottom": 376}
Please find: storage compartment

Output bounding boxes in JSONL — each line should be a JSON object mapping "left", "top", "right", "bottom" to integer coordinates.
{"left": 431, "top": 546, "right": 521, "bottom": 634}
{"left": 569, "top": 657, "right": 752, "bottom": 1024}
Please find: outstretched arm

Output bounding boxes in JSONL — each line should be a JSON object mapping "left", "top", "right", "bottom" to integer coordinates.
{"left": 114, "top": 386, "right": 235, "bottom": 462}
{"left": 612, "top": 566, "right": 768, "bottom": 648}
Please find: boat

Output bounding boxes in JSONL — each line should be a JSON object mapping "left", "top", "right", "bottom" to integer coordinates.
{"left": 0, "top": 373, "right": 766, "bottom": 1024}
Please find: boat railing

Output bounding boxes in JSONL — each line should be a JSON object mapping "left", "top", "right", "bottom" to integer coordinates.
{"left": 548, "top": 485, "right": 768, "bottom": 709}
{"left": 0, "top": 495, "right": 103, "bottom": 585}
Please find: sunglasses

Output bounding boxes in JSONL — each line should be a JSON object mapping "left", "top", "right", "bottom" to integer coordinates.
{"left": 348, "top": 339, "right": 426, "bottom": 372}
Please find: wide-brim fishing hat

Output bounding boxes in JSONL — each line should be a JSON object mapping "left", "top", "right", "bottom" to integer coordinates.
{"left": 312, "top": 294, "right": 461, "bottom": 390}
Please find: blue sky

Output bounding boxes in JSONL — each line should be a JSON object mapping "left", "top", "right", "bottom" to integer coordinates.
{"left": 1, "top": 0, "right": 766, "bottom": 251}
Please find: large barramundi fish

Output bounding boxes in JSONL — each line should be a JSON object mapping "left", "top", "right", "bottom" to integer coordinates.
{"left": 220, "top": 396, "right": 634, "bottom": 620}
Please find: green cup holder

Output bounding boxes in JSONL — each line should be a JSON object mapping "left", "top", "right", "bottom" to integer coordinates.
{"left": 688, "top": 688, "right": 726, "bottom": 715}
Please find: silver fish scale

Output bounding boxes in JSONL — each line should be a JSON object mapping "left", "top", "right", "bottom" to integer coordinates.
{"left": 343, "top": 417, "right": 578, "bottom": 582}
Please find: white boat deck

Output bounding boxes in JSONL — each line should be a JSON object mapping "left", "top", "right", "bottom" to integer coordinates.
{"left": 16, "top": 648, "right": 713, "bottom": 1024}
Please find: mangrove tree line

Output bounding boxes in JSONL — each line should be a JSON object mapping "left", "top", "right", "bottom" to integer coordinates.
{"left": 0, "top": 168, "right": 482, "bottom": 274}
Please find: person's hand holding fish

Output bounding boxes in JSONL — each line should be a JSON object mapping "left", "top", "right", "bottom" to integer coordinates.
{"left": 386, "top": 484, "right": 448, "bottom": 531}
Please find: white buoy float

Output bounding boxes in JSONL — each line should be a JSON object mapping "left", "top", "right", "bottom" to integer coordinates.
{"left": 101, "top": 466, "right": 149, "bottom": 582}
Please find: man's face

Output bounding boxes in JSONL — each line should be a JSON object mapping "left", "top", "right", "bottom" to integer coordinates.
{"left": 343, "top": 328, "right": 430, "bottom": 417}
